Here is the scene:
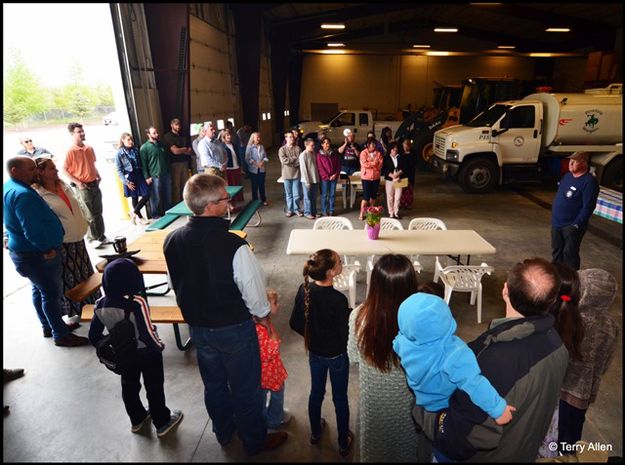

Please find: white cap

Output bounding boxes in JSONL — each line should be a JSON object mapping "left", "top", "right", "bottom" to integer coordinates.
{"left": 343, "top": 128, "right": 352, "bottom": 137}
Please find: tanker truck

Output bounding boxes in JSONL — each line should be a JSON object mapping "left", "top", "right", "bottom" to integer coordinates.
{"left": 431, "top": 84, "right": 623, "bottom": 193}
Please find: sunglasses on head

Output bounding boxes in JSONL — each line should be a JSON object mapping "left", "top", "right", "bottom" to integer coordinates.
{"left": 23, "top": 139, "right": 32, "bottom": 144}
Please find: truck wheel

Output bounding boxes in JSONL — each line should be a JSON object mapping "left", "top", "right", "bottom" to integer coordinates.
{"left": 421, "top": 142, "right": 434, "bottom": 165}
{"left": 458, "top": 158, "right": 498, "bottom": 193}
{"left": 601, "top": 158, "right": 623, "bottom": 192}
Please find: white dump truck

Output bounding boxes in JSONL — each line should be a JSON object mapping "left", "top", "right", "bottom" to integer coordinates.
{"left": 297, "top": 110, "right": 403, "bottom": 145}
{"left": 432, "top": 84, "right": 623, "bottom": 193}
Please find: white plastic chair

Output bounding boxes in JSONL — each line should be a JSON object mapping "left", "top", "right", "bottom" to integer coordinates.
{"left": 349, "top": 171, "right": 363, "bottom": 209}
{"left": 333, "top": 262, "right": 361, "bottom": 309}
{"left": 335, "top": 171, "right": 348, "bottom": 210}
{"left": 408, "top": 217, "right": 447, "bottom": 278}
{"left": 436, "top": 261, "right": 494, "bottom": 324}
{"left": 312, "top": 216, "right": 354, "bottom": 231}
{"left": 366, "top": 218, "right": 404, "bottom": 291}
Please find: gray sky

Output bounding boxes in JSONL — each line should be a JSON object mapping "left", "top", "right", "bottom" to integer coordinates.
{"left": 3, "top": 3, "right": 119, "bottom": 87}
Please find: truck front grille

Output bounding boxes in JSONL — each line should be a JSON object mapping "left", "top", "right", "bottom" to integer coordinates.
{"left": 434, "top": 135, "right": 446, "bottom": 159}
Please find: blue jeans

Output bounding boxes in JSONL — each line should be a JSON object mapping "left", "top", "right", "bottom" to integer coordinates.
{"left": 190, "top": 320, "right": 266, "bottom": 454}
{"left": 301, "top": 183, "right": 318, "bottom": 216}
{"left": 341, "top": 165, "right": 358, "bottom": 175}
{"left": 320, "top": 179, "right": 337, "bottom": 215}
{"left": 9, "top": 248, "right": 69, "bottom": 340}
{"left": 283, "top": 178, "right": 301, "bottom": 213}
{"left": 249, "top": 171, "right": 267, "bottom": 202}
{"left": 261, "top": 386, "right": 285, "bottom": 429}
{"left": 308, "top": 352, "right": 350, "bottom": 449}
{"left": 149, "top": 173, "right": 172, "bottom": 218}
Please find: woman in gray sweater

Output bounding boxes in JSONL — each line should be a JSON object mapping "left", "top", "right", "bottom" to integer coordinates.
{"left": 347, "top": 254, "right": 429, "bottom": 462}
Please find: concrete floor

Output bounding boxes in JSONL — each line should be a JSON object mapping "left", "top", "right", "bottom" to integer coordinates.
{"left": 3, "top": 154, "right": 622, "bottom": 462}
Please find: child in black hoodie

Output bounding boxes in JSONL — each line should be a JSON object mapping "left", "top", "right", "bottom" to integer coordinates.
{"left": 88, "top": 258, "right": 183, "bottom": 437}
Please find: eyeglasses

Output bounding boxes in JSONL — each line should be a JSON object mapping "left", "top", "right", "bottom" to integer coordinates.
{"left": 23, "top": 140, "right": 32, "bottom": 144}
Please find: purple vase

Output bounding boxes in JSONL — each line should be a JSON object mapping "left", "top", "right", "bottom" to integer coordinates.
{"left": 366, "top": 223, "right": 381, "bottom": 240}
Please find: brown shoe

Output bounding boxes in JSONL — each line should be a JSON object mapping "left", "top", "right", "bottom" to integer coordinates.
{"left": 54, "top": 333, "right": 89, "bottom": 347}
{"left": 262, "top": 431, "right": 288, "bottom": 451}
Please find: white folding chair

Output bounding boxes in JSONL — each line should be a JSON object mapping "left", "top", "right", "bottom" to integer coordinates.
{"left": 408, "top": 217, "right": 447, "bottom": 278}
{"left": 435, "top": 261, "right": 494, "bottom": 324}
{"left": 366, "top": 218, "right": 404, "bottom": 291}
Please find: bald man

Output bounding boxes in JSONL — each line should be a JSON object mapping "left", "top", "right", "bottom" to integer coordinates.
{"left": 3, "top": 157, "right": 88, "bottom": 347}
{"left": 410, "top": 257, "right": 569, "bottom": 462}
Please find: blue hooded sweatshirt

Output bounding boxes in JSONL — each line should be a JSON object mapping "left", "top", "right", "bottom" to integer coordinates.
{"left": 89, "top": 258, "right": 164, "bottom": 352}
{"left": 393, "top": 293, "right": 506, "bottom": 419}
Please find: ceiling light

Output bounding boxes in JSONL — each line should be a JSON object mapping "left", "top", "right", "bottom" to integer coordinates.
{"left": 497, "top": 45, "right": 516, "bottom": 49}
{"left": 427, "top": 51, "right": 451, "bottom": 56}
{"left": 413, "top": 44, "right": 431, "bottom": 48}
{"left": 321, "top": 50, "right": 346, "bottom": 54}
{"left": 321, "top": 24, "right": 345, "bottom": 29}
{"left": 327, "top": 43, "right": 345, "bottom": 47}
{"left": 470, "top": 2, "right": 503, "bottom": 5}
{"left": 434, "top": 28, "right": 458, "bottom": 32}
{"left": 530, "top": 53, "right": 554, "bottom": 57}
{"left": 546, "top": 28, "right": 570, "bottom": 32}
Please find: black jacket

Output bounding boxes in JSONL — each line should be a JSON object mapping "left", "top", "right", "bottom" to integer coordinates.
{"left": 163, "top": 216, "right": 250, "bottom": 328}
{"left": 381, "top": 153, "right": 408, "bottom": 181}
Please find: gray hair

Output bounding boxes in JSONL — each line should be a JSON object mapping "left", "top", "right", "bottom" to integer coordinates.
{"left": 183, "top": 174, "right": 226, "bottom": 215}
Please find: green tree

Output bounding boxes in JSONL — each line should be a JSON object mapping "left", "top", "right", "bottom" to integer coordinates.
{"left": 65, "top": 60, "right": 96, "bottom": 121}
{"left": 3, "top": 49, "right": 47, "bottom": 126}
{"left": 94, "top": 83, "right": 114, "bottom": 107}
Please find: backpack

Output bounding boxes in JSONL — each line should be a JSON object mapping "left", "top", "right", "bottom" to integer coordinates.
{"left": 95, "top": 309, "right": 137, "bottom": 375}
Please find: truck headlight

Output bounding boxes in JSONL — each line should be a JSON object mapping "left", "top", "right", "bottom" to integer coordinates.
{"left": 451, "top": 141, "right": 458, "bottom": 148}
{"left": 446, "top": 150, "right": 459, "bottom": 161}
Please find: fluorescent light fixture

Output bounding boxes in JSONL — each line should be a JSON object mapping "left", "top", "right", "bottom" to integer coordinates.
{"left": 413, "top": 44, "right": 431, "bottom": 48}
{"left": 217, "top": 119, "right": 225, "bottom": 130}
{"left": 546, "top": 28, "right": 570, "bottom": 32}
{"left": 470, "top": 2, "right": 502, "bottom": 5}
{"left": 327, "top": 43, "right": 345, "bottom": 47}
{"left": 321, "top": 49, "right": 346, "bottom": 54}
{"left": 530, "top": 53, "right": 554, "bottom": 57}
{"left": 321, "top": 24, "right": 345, "bottom": 29}
{"left": 427, "top": 51, "right": 451, "bottom": 56}
{"left": 434, "top": 28, "right": 458, "bottom": 32}
{"left": 497, "top": 45, "right": 516, "bottom": 49}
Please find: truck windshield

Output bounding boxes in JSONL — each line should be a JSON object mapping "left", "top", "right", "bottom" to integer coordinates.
{"left": 465, "top": 104, "right": 510, "bottom": 128}
{"left": 321, "top": 112, "right": 342, "bottom": 124}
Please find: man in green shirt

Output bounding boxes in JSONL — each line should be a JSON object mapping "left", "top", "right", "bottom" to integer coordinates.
{"left": 140, "top": 126, "right": 172, "bottom": 218}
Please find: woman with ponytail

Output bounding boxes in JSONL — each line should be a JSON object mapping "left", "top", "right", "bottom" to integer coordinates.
{"left": 290, "top": 249, "right": 354, "bottom": 457}
{"left": 539, "top": 262, "right": 584, "bottom": 458}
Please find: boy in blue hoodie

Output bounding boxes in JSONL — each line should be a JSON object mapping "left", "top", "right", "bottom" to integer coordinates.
{"left": 393, "top": 293, "right": 515, "bottom": 431}
{"left": 88, "top": 258, "right": 183, "bottom": 437}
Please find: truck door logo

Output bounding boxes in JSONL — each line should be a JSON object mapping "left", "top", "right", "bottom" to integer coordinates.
{"left": 583, "top": 109, "right": 602, "bottom": 133}
{"left": 513, "top": 136, "right": 524, "bottom": 147}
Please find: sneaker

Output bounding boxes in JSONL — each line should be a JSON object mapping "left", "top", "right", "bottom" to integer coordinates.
{"left": 131, "top": 411, "right": 151, "bottom": 433}
{"left": 263, "top": 201, "right": 269, "bottom": 206}
{"left": 339, "top": 430, "right": 354, "bottom": 457}
{"left": 43, "top": 328, "right": 52, "bottom": 338}
{"left": 157, "top": 410, "right": 183, "bottom": 438}
{"left": 66, "top": 322, "right": 80, "bottom": 332}
{"left": 310, "top": 418, "right": 327, "bottom": 445}
{"left": 3, "top": 368, "right": 25, "bottom": 383}
{"left": 54, "top": 333, "right": 89, "bottom": 347}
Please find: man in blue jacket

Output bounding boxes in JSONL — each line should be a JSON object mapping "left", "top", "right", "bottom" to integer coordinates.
{"left": 3, "top": 156, "right": 88, "bottom": 347}
{"left": 551, "top": 151, "right": 599, "bottom": 270}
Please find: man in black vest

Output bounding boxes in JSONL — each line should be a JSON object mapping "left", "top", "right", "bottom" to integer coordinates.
{"left": 163, "top": 174, "right": 287, "bottom": 455}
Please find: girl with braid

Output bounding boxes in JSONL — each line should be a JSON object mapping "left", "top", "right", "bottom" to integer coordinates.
{"left": 290, "top": 249, "right": 354, "bottom": 457}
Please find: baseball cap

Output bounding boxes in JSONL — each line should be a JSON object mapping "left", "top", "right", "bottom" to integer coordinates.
{"left": 343, "top": 128, "right": 353, "bottom": 137}
{"left": 568, "top": 151, "right": 589, "bottom": 163}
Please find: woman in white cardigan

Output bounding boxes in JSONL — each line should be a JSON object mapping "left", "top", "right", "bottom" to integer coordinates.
{"left": 33, "top": 156, "right": 101, "bottom": 322}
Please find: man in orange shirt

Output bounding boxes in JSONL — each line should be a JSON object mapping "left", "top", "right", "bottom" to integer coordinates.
{"left": 62, "top": 122, "right": 107, "bottom": 248}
